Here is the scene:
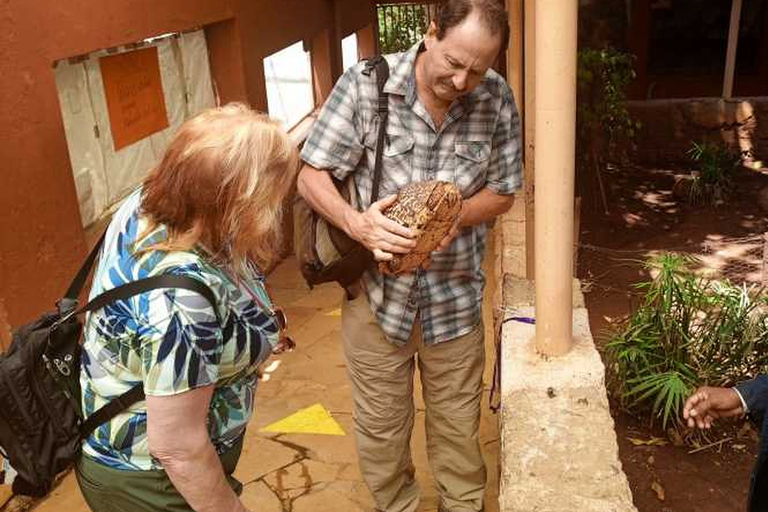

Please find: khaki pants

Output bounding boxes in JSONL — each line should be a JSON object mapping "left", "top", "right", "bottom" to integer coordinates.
{"left": 342, "top": 292, "right": 486, "bottom": 512}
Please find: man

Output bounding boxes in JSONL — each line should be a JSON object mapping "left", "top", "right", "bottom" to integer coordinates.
{"left": 683, "top": 377, "right": 768, "bottom": 511}
{"left": 297, "top": 1, "right": 521, "bottom": 511}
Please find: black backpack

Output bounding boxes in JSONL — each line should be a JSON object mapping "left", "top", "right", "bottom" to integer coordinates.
{"left": 0, "top": 233, "right": 218, "bottom": 497}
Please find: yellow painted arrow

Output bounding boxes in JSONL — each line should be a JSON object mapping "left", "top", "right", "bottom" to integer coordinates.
{"left": 260, "top": 403, "right": 345, "bottom": 436}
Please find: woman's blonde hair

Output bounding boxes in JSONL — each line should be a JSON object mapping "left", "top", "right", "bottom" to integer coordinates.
{"left": 140, "top": 102, "right": 298, "bottom": 273}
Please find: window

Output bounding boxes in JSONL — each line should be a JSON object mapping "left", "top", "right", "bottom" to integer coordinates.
{"left": 342, "top": 32, "right": 359, "bottom": 71}
{"left": 263, "top": 41, "right": 315, "bottom": 129}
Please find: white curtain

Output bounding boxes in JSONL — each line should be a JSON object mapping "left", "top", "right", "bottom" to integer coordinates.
{"left": 54, "top": 30, "right": 216, "bottom": 227}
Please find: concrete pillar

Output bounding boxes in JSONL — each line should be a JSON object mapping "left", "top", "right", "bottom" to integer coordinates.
{"left": 533, "top": 0, "right": 577, "bottom": 356}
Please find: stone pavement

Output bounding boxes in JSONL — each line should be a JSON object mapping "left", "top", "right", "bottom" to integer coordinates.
{"left": 18, "top": 251, "right": 501, "bottom": 512}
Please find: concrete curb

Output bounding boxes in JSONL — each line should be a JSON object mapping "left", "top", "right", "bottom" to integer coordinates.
{"left": 498, "top": 304, "right": 636, "bottom": 512}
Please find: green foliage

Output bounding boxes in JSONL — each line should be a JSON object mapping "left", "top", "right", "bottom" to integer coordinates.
{"left": 378, "top": 5, "right": 429, "bottom": 54}
{"left": 577, "top": 48, "right": 639, "bottom": 166}
{"left": 685, "top": 141, "right": 744, "bottom": 205}
{"left": 607, "top": 253, "right": 768, "bottom": 432}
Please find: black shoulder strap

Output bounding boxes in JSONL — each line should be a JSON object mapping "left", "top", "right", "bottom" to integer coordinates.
{"left": 64, "top": 231, "right": 108, "bottom": 300}
{"left": 362, "top": 56, "right": 390, "bottom": 204}
{"left": 79, "top": 385, "right": 146, "bottom": 441}
{"left": 79, "top": 274, "right": 221, "bottom": 324}
{"left": 62, "top": 232, "right": 220, "bottom": 324}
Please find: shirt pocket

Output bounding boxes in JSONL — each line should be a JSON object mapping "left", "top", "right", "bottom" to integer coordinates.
{"left": 364, "top": 125, "right": 415, "bottom": 199}
{"left": 454, "top": 140, "right": 491, "bottom": 197}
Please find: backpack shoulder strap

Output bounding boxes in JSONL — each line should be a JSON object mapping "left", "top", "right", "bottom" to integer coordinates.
{"left": 80, "top": 274, "right": 221, "bottom": 324}
{"left": 77, "top": 274, "right": 220, "bottom": 440}
{"left": 362, "top": 56, "right": 390, "bottom": 96}
{"left": 361, "top": 56, "right": 390, "bottom": 204}
{"left": 64, "top": 231, "right": 107, "bottom": 300}
{"left": 79, "top": 385, "right": 146, "bottom": 441}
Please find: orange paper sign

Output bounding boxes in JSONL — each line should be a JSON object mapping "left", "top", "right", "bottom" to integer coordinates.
{"left": 100, "top": 47, "right": 169, "bottom": 151}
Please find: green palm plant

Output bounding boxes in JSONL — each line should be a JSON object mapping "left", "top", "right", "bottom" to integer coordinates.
{"left": 685, "top": 141, "right": 742, "bottom": 205}
{"left": 607, "top": 252, "right": 768, "bottom": 435}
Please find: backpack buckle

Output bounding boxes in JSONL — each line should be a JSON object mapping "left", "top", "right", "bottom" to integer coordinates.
{"left": 53, "top": 357, "right": 72, "bottom": 377}
{"left": 51, "top": 308, "right": 77, "bottom": 332}
{"left": 44, "top": 352, "right": 74, "bottom": 377}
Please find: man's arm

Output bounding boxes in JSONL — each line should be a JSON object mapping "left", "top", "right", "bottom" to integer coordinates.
{"left": 459, "top": 187, "right": 515, "bottom": 227}
{"left": 297, "top": 164, "right": 416, "bottom": 261}
{"left": 435, "top": 188, "right": 515, "bottom": 252}
{"left": 736, "top": 375, "right": 768, "bottom": 422}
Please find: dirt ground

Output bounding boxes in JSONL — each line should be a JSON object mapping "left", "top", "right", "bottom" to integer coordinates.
{"left": 578, "top": 163, "right": 768, "bottom": 512}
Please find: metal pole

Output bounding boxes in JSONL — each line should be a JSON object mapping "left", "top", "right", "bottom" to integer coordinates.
{"left": 533, "top": 0, "right": 577, "bottom": 356}
{"left": 723, "top": 0, "right": 743, "bottom": 99}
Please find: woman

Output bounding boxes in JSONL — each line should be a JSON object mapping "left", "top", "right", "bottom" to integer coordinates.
{"left": 75, "top": 103, "right": 298, "bottom": 512}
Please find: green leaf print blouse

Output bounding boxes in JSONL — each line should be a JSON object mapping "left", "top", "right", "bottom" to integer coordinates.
{"left": 80, "top": 190, "right": 279, "bottom": 470}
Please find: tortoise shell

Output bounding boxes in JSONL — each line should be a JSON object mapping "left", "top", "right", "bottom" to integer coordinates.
{"left": 379, "top": 181, "right": 462, "bottom": 275}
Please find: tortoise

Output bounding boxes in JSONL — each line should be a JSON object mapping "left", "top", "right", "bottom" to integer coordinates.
{"left": 379, "top": 181, "right": 463, "bottom": 275}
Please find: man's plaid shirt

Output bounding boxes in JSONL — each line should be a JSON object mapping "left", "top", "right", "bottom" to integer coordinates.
{"left": 300, "top": 42, "right": 522, "bottom": 345}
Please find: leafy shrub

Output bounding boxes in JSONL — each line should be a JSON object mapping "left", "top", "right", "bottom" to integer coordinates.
{"left": 378, "top": 5, "right": 429, "bottom": 54}
{"left": 577, "top": 48, "right": 639, "bottom": 158}
{"left": 683, "top": 141, "right": 744, "bottom": 205}
{"left": 577, "top": 48, "right": 639, "bottom": 211}
{"left": 607, "top": 253, "right": 768, "bottom": 431}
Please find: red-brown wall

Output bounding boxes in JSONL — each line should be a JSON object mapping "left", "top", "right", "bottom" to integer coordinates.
{"left": 0, "top": 0, "right": 375, "bottom": 347}
{"left": 206, "top": 17, "right": 249, "bottom": 104}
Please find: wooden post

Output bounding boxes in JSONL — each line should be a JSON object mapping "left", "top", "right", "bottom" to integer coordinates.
{"left": 573, "top": 197, "right": 581, "bottom": 276}
{"left": 0, "top": 298, "right": 11, "bottom": 351}
{"left": 507, "top": 0, "right": 524, "bottom": 105}
{"left": 762, "top": 233, "right": 768, "bottom": 288}
{"left": 533, "top": 0, "right": 577, "bottom": 356}
{"left": 311, "top": 29, "right": 336, "bottom": 105}
{"left": 524, "top": 0, "right": 536, "bottom": 279}
{"left": 627, "top": 0, "right": 650, "bottom": 99}
{"left": 357, "top": 23, "right": 377, "bottom": 60}
{"left": 723, "top": 0, "right": 743, "bottom": 99}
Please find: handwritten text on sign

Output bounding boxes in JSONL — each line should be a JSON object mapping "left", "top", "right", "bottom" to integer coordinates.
{"left": 100, "top": 47, "right": 169, "bottom": 151}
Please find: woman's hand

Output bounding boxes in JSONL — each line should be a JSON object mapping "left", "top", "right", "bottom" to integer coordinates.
{"left": 147, "top": 386, "right": 248, "bottom": 512}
